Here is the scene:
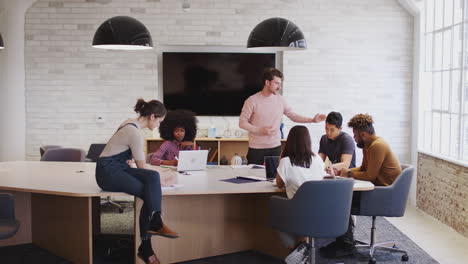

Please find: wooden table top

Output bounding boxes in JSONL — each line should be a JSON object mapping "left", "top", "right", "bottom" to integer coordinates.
{"left": 0, "top": 162, "right": 374, "bottom": 197}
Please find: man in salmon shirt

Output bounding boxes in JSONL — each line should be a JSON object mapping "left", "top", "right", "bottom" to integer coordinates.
{"left": 239, "top": 67, "right": 326, "bottom": 165}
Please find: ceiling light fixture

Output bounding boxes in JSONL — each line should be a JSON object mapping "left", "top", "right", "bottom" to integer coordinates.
{"left": 92, "top": 16, "right": 153, "bottom": 50}
{"left": 247, "top": 17, "right": 306, "bottom": 51}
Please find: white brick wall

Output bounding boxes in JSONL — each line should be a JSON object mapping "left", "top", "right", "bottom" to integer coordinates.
{"left": 25, "top": 0, "right": 413, "bottom": 162}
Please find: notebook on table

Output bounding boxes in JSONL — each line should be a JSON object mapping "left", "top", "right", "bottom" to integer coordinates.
{"left": 235, "top": 175, "right": 266, "bottom": 181}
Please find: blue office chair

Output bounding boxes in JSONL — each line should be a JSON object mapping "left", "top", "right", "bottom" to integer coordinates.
{"left": 270, "top": 179, "right": 354, "bottom": 263}
{"left": 0, "top": 193, "right": 20, "bottom": 240}
{"left": 40, "top": 148, "right": 86, "bottom": 162}
{"left": 355, "top": 164, "right": 414, "bottom": 264}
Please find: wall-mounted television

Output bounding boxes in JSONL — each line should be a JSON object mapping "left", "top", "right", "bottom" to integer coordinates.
{"left": 162, "top": 52, "right": 276, "bottom": 116}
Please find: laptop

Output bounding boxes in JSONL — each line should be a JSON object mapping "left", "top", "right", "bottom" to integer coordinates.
{"left": 235, "top": 156, "right": 280, "bottom": 182}
{"left": 177, "top": 150, "right": 209, "bottom": 172}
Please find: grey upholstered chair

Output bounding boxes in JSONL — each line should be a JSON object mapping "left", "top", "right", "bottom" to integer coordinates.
{"left": 40, "top": 148, "right": 86, "bottom": 162}
{"left": 39, "top": 145, "right": 62, "bottom": 157}
{"left": 0, "top": 193, "right": 20, "bottom": 240}
{"left": 146, "top": 152, "right": 154, "bottom": 163}
{"left": 270, "top": 179, "right": 354, "bottom": 263}
{"left": 355, "top": 164, "right": 414, "bottom": 264}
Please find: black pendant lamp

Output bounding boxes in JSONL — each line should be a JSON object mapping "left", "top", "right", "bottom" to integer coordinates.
{"left": 92, "top": 16, "right": 153, "bottom": 50}
{"left": 247, "top": 17, "right": 306, "bottom": 51}
{"left": 0, "top": 33, "right": 4, "bottom": 50}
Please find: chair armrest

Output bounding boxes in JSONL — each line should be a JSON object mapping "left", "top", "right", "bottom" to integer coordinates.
{"left": 0, "top": 193, "right": 15, "bottom": 220}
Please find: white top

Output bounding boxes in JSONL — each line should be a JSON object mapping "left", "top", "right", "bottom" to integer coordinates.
{"left": 100, "top": 119, "right": 145, "bottom": 161}
{"left": 277, "top": 156, "right": 326, "bottom": 198}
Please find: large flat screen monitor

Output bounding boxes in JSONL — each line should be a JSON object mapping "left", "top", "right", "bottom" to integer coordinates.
{"left": 162, "top": 52, "right": 276, "bottom": 116}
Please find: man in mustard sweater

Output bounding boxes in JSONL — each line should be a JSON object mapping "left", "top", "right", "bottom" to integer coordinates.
{"left": 320, "top": 113, "right": 401, "bottom": 258}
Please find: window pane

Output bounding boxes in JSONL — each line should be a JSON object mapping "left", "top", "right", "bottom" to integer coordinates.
{"left": 451, "top": 70, "right": 461, "bottom": 113}
{"left": 445, "top": 0, "right": 454, "bottom": 27}
{"left": 434, "top": 32, "right": 443, "bottom": 70}
{"left": 424, "top": 111, "right": 433, "bottom": 150}
{"left": 442, "top": 71, "right": 451, "bottom": 110}
{"left": 454, "top": 0, "right": 463, "bottom": 24}
{"left": 435, "top": 0, "right": 444, "bottom": 30}
{"left": 463, "top": 116, "right": 468, "bottom": 160}
{"left": 452, "top": 25, "right": 462, "bottom": 68}
{"left": 443, "top": 29, "right": 452, "bottom": 69}
{"left": 422, "top": 72, "right": 434, "bottom": 109}
{"left": 432, "top": 112, "right": 441, "bottom": 152}
{"left": 441, "top": 113, "right": 451, "bottom": 155}
{"left": 451, "top": 114, "right": 460, "bottom": 157}
{"left": 425, "top": 33, "right": 433, "bottom": 71}
{"left": 426, "top": 0, "right": 435, "bottom": 32}
{"left": 433, "top": 72, "right": 442, "bottom": 109}
{"left": 464, "top": 73, "right": 468, "bottom": 113}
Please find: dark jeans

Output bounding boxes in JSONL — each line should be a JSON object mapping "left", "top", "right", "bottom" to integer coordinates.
{"left": 338, "top": 192, "right": 361, "bottom": 245}
{"left": 247, "top": 145, "right": 282, "bottom": 165}
{"left": 96, "top": 149, "right": 162, "bottom": 239}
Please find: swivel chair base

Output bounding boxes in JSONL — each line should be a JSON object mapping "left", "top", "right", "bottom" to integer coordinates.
{"left": 355, "top": 216, "right": 408, "bottom": 264}
{"left": 101, "top": 196, "right": 124, "bottom": 213}
{"left": 308, "top": 237, "right": 315, "bottom": 264}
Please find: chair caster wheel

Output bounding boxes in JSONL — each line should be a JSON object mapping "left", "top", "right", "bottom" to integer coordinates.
{"left": 118, "top": 208, "right": 124, "bottom": 213}
{"left": 368, "top": 257, "right": 377, "bottom": 264}
{"left": 401, "top": 254, "right": 409, "bottom": 261}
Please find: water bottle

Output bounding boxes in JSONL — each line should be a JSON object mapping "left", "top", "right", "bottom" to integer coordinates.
{"left": 280, "top": 123, "right": 284, "bottom": 139}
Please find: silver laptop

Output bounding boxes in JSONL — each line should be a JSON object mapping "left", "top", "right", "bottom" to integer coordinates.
{"left": 177, "top": 150, "right": 209, "bottom": 172}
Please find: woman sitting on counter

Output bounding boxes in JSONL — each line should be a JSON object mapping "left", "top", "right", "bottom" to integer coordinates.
{"left": 95, "top": 98, "right": 178, "bottom": 264}
{"left": 150, "top": 109, "right": 198, "bottom": 166}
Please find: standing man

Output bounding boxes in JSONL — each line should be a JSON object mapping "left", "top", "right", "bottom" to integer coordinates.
{"left": 239, "top": 68, "right": 326, "bottom": 165}
{"left": 318, "top": 111, "right": 356, "bottom": 172}
{"left": 320, "top": 113, "right": 401, "bottom": 259}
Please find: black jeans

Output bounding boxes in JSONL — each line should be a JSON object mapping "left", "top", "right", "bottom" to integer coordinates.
{"left": 246, "top": 145, "right": 282, "bottom": 165}
{"left": 96, "top": 149, "right": 162, "bottom": 239}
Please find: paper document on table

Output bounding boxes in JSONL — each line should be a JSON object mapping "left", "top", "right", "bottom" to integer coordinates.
{"left": 236, "top": 175, "right": 267, "bottom": 181}
{"left": 162, "top": 184, "right": 184, "bottom": 190}
{"left": 231, "top": 165, "right": 249, "bottom": 169}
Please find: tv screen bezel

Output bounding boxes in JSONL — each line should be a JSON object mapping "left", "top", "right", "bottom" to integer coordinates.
{"left": 159, "top": 47, "right": 279, "bottom": 117}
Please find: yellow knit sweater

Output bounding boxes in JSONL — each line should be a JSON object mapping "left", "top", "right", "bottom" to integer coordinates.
{"left": 350, "top": 135, "right": 401, "bottom": 186}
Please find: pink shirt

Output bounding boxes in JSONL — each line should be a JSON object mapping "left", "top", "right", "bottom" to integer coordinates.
{"left": 239, "top": 92, "right": 303, "bottom": 149}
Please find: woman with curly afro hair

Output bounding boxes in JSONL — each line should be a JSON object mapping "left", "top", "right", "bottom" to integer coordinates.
{"left": 150, "top": 109, "right": 198, "bottom": 166}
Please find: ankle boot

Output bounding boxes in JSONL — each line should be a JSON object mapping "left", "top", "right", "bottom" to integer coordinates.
{"left": 147, "top": 212, "right": 179, "bottom": 238}
{"left": 137, "top": 240, "right": 160, "bottom": 264}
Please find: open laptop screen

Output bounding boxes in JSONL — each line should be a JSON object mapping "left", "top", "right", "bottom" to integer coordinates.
{"left": 177, "top": 150, "right": 209, "bottom": 172}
